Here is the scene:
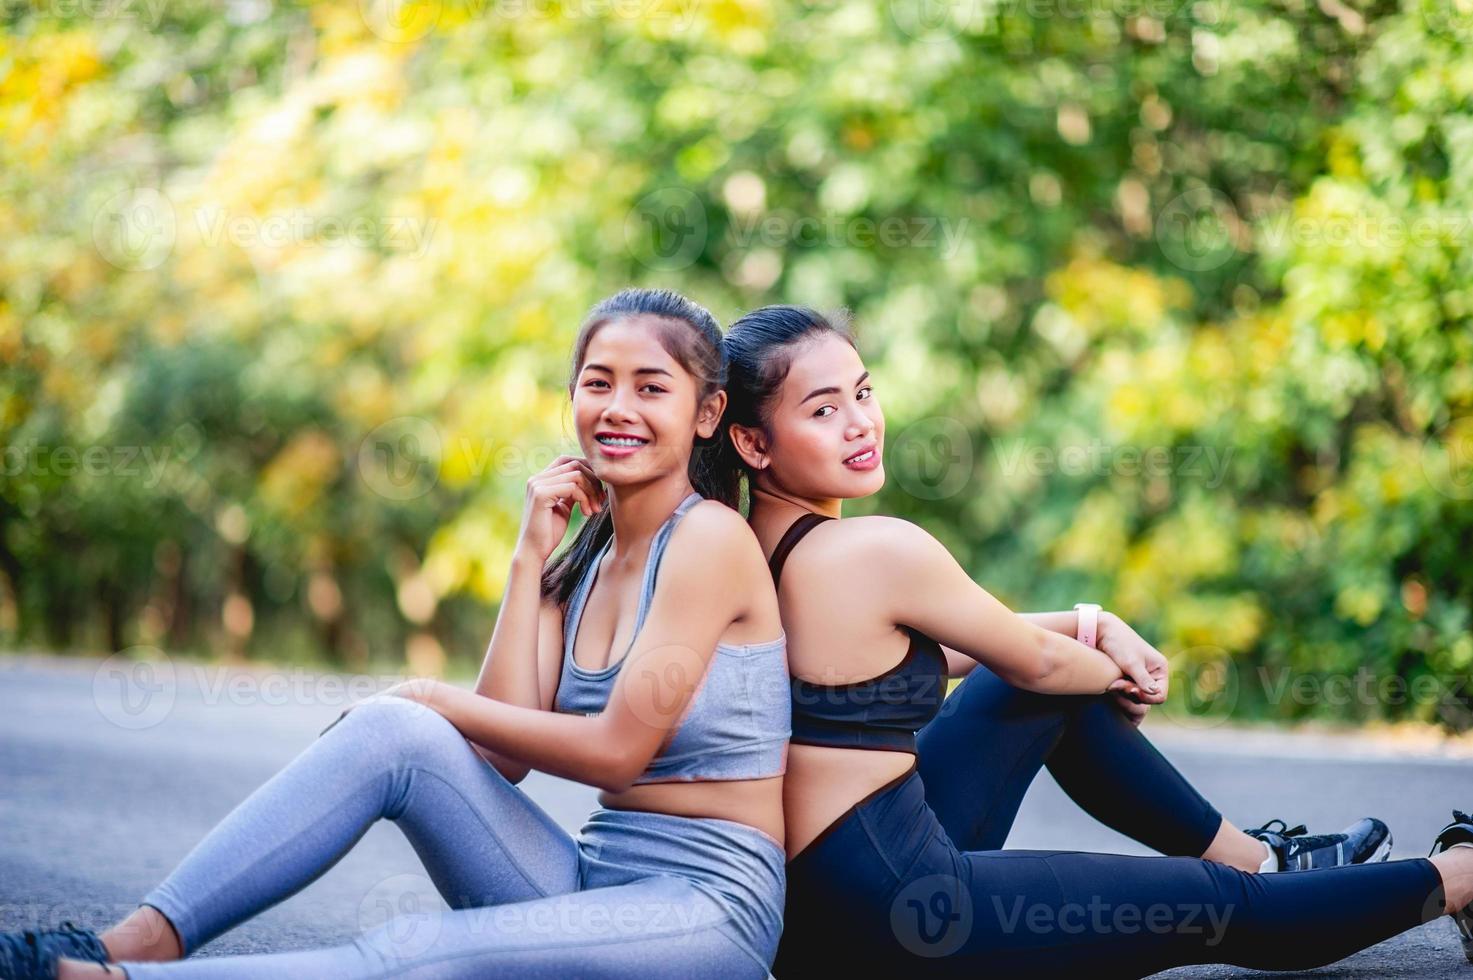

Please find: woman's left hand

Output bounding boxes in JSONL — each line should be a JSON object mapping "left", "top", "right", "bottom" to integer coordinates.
{"left": 1106, "top": 679, "right": 1153, "bottom": 726}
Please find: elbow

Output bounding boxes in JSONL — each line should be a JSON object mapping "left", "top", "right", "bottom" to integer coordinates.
{"left": 594, "top": 764, "right": 640, "bottom": 795}
{"left": 473, "top": 744, "right": 530, "bottom": 785}
{"left": 1009, "top": 632, "right": 1064, "bottom": 692}
{"left": 590, "top": 746, "right": 646, "bottom": 794}
{"left": 595, "top": 774, "right": 636, "bottom": 794}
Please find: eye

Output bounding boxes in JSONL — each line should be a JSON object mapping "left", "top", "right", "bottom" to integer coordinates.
{"left": 814, "top": 405, "right": 836, "bottom": 418}
{"left": 583, "top": 378, "right": 609, "bottom": 389}
{"left": 640, "top": 383, "right": 667, "bottom": 394}
{"left": 857, "top": 385, "right": 873, "bottom": 400}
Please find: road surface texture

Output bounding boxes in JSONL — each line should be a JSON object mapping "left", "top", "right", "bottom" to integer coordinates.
{"left": 2, "top": 653, "right": 1469, "bottom": 977}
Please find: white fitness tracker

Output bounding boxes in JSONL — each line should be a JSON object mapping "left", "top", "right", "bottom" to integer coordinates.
{"left": 1073, "top": 602, "right": 1102, "bottom": 649}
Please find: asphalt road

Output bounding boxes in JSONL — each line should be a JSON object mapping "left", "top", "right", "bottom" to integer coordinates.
{"left": 2, "top": 652, "right": 1469, "bottom": 977}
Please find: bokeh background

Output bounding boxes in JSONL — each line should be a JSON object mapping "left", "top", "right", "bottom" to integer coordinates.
{"left": 4, "top": 0, "right": 1472, "bottom": 731}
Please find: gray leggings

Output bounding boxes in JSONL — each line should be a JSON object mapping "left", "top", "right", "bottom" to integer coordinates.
{"left": 117, "top": 697, "right": 784, "bottom": 979}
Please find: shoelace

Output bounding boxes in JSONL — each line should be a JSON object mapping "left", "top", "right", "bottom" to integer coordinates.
{"left": 59, "top": 921, "right": 110, "bottom": 964}
{"left": 3, "top": 921, "right": 111, "bottom": 974}
{"left": 1248, "top": 819, "right": 1346, "bottom": 856}
{"left": 1248, "top": 818, "right": 1308, "bottom": 838}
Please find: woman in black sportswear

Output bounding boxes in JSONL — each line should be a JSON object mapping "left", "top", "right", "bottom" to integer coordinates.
{"left": 718, "top": 304, "right": 1473, "bottom": 977}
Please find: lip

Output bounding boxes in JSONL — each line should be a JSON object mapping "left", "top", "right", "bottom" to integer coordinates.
{"left": 594, "top": 431, "right": 650, "bottom": 459}
{"left": 842, "top": 444, "right": 879, "bottom": 471}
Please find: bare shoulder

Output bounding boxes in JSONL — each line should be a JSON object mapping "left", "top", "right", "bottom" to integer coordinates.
{"left": 841, "top": 514, "right": 935, "bottom": 549}
{"left": 651, "top": 499, "right": 768, "bottom": 631}
{"left": 685, "top": 496, "right": 756, "bottom": 536}
{"left": 794, "top": 514, "right": 940, "bottom": 572}
{"left": 670, "top": 498, "right": 764, "bottom": 571}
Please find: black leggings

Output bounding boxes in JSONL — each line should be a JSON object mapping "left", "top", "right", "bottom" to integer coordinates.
{"left": 773, "top": 665, "right": 1445, "bottom": 978}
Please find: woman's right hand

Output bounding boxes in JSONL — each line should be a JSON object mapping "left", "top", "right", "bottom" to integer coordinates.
{"left": 1096, "top": 612, "right": 1168, "bottom": 706}
{"left": 515, "top": 455, "right": 606, "bottom": 564}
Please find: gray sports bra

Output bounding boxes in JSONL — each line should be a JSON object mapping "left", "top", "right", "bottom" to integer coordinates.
{"left": 553, "top": 491, "right": 790, "bottom": 783}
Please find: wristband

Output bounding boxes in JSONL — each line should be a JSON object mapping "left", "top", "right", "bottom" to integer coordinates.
{"left": 1073, "top": 602, "right": 1101, "bottom": 649}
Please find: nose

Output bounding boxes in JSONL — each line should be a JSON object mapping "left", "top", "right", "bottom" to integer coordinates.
{"left": 603, "top": 385, "right": 640, "bottom": 424}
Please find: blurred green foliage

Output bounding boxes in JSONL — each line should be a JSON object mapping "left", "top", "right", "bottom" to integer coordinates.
{"left": 2, "top": 0, "right": 1470, "bottom": 727}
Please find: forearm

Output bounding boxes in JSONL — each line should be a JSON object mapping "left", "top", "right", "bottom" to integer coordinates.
{"left": 474, "top": 551, "right": 544, "bottom": 706}
{"left": 945, "top": 612, "right": 1078, "bottom": 678}
{"left": 1025, "top": 629, "right": 1123, "bottom": 695}
{"left": 411, "top": 682, "right": 637, "bottom": 791}
{"left": 1018, "top": 610, "right": 1080, "bottom": 638}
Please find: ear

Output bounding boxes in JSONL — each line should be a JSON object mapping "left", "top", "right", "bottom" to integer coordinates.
{"left": 727, "top": 422, "right": 771, "bottom": 471}
{"left": 695, "top": 390, "right": 727, "bottom": 441}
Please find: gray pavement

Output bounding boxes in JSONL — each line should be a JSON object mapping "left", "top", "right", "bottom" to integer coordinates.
{"left": 1, "top": 652, "right": 1469, "bottom": 977}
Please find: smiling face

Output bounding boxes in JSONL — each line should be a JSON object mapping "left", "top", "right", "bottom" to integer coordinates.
{"left": 571, "top": 315, "right": 724, "bottom": 488}
{"left": 738, "top": 332, "right": 886, "bottom": 501}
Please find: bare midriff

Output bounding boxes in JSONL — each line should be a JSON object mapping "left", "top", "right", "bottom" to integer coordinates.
{"left": 783, "top": 743, "right": 913, "bottom": 860}
{"left": 600, "top": 775, "right": 786, "bottom": 847}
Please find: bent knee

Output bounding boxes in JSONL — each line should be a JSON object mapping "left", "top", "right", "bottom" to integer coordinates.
{"left": 332, "top": 695, "right": 468, "bottom": 761}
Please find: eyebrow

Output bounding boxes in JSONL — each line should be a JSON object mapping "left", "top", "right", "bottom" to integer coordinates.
{"left": 799, "top": 370, "right": 870, "bottom": 405}
{"left": 582, "top": 364, "right": 674, "bottom": 378}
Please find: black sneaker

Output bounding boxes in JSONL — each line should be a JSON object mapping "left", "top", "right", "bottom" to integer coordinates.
{"left": 0, "top": 920, "right": 111, "bottom": 979}
{"left": 1245, "top": 816, "right": 1392, "bottom": 871}
{"left": 1428, "top": 808, "right": 1473, "bottom": 963}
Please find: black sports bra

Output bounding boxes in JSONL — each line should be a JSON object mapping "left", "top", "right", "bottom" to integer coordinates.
{"left": 769, "top": 512, "right": 949, "bottom": 755}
